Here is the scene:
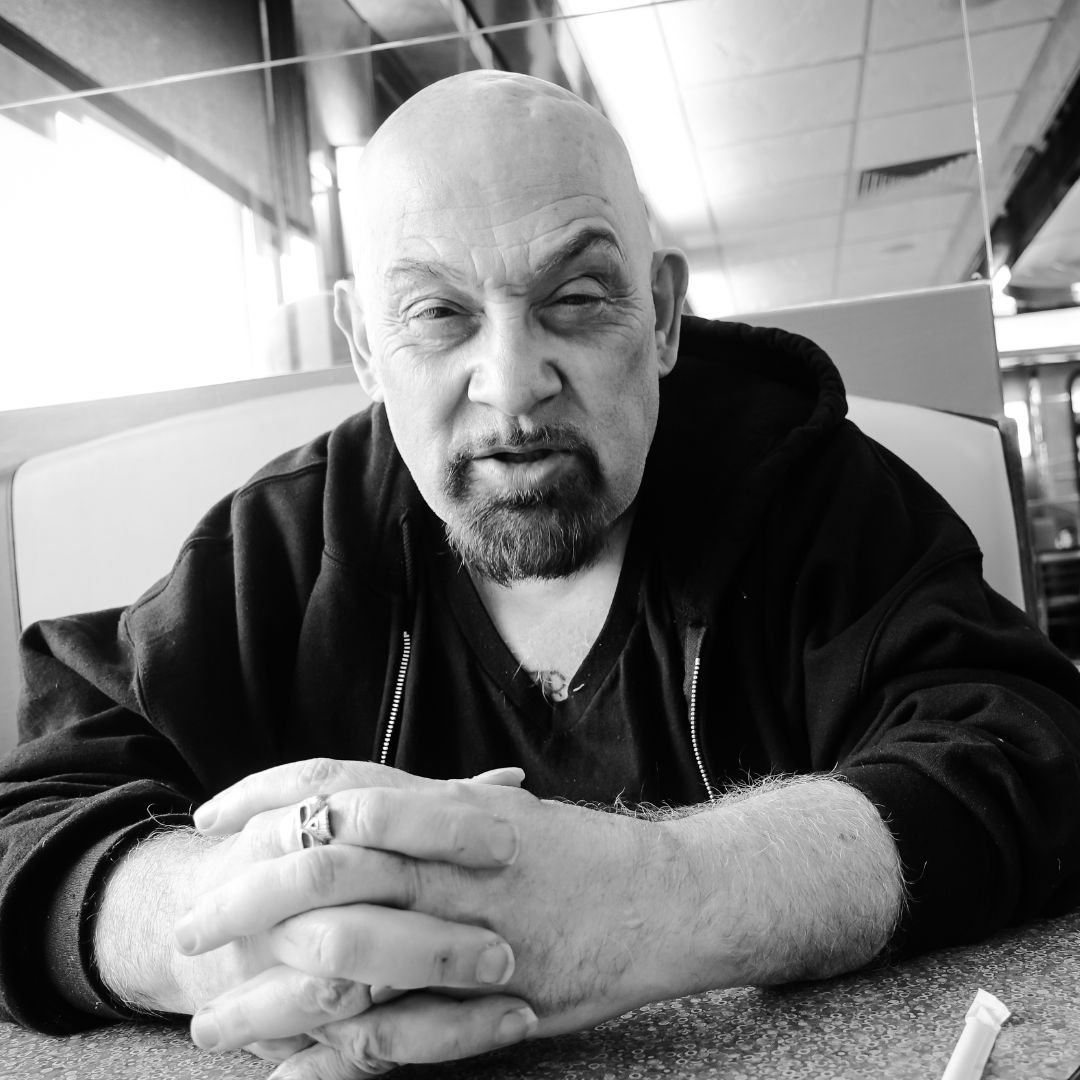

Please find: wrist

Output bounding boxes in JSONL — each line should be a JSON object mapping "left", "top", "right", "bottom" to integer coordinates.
{"left": 634, "top": 814, "right": 744, "bottom": 999}
{"left": 93, "top": 827, "right": 221, "bottom": 1015}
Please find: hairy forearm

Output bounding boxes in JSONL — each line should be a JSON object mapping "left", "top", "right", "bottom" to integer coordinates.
{"left": 92, "top": 827, "right": 222, "bottom": 1015}
{"left": 645, "top": 775, "right": 905, "bottom": 995}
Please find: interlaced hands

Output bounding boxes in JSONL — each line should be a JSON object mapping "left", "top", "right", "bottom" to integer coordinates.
{"left": 179, "top": 758, "right": 654, "bottom": 1078}
{"left": 176, "top": 762, "right": 540, "bottom": 1077}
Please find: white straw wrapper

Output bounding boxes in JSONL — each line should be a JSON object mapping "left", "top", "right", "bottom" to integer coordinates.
{"left": 941, "top": 989, "right": 1010, "bottom": 1080}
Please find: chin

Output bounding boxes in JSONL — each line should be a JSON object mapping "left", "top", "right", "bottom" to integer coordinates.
{"left": 444, "top": 490, "right": 614, "bottom": 586}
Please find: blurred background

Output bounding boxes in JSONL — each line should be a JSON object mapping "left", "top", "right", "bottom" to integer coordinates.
{"left": 3, "top": 0, "right": 1080, "bottom": 650}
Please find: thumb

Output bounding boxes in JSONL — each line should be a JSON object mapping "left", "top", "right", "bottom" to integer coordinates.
{"left": 466, "top": 767, "right": 525, "bottom": 788}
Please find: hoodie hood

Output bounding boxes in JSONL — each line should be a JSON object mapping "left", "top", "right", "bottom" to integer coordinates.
{"left": 645, "top": 316, "right": 849, "bottom": 625}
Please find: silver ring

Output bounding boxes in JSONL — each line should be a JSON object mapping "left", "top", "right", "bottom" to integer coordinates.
{"left": 298, "top": 793, "right": 333, "bottom": 849}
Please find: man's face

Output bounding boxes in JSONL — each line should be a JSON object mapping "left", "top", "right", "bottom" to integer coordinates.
{"left": 344, "top": 81, "right": 683, "bottom": 583}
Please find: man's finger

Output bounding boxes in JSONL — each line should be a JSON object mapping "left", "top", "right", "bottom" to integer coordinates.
{"left": 462, "top": 767, "right": 525, "bottom": 787}
{"left": 267, "top": 994, "right": 538, "bottom": 1079}
{"left": 194, "top": 760, "right": 441, "bottom": 834}
{"left": 175, "top": 846, "right": 419, "bottom": 955}
{"left": 195, "top": 760, "right": 525, "bottom": 835}
{"left": 228, "top": 786, "right": 520, "bottom": 869}
{"left": 190, "top": 965, "right": 373, "bottom": 1052}
{"left": 270, "top": 1040, "right": 389, "bottom": 1080}
{"left": 245, "top": 1035, "right": 316, "bottom": 1063}
{"left": 268, "top": 905, "right": 516, "bottom": 991}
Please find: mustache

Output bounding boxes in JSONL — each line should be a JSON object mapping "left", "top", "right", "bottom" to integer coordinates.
{"left": 444, "top": 423, "right": 602, "bottom": 498}
{"left": 449, "top": 423, "right": 594, "bottom": 462}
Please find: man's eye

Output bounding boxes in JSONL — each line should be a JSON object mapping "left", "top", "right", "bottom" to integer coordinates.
{"left": 410, "top": 304, "right": 459, "bottom": 321}
{"left": 551, "top": 289, "right": 605, "bottom": 308}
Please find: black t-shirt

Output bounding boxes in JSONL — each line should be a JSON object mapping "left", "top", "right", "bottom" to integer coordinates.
{"left": 393, "top": 514, "right": 706, "bottom": 806}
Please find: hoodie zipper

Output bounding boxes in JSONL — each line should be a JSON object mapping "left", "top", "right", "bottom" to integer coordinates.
{"left": 686, "top": 630, "right": 717, "bottom": 803}
{"left": 378, "top": 629, "right": 411, "bottom": 765}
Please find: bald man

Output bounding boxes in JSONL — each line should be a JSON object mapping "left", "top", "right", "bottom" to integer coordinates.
{"left": 2, "top": 72, "right": 1080, "bottom": 1079}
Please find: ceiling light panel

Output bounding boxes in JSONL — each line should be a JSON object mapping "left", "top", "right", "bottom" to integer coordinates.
{"left": 558, "top": 1, "right": 714, "bottom": 242}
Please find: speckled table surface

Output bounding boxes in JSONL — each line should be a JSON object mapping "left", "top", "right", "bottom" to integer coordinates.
{"left": 2, "top": 909, "right": 1078, "bottom": 1080}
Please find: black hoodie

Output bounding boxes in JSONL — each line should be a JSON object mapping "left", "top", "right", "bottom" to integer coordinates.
{"left": 2, "top": 317, "right": 1079, "bottom": 1033}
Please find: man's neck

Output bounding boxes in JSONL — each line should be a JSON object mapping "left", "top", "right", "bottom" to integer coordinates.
{"left": 469, "top": 513, "right": 634, "bottom": 700}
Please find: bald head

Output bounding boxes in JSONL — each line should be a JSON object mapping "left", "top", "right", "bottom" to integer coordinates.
{"left": 348, "top": 71, "right": 653, "bottom": 289}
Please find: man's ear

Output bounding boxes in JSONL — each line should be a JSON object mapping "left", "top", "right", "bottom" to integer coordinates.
{"left": 650, "top": 248, "right": 689, "bottom": 378}
{"left": 333, "top": 280, "right": 384, "bottom": 402}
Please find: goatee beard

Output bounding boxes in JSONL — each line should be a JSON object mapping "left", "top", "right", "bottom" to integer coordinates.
{"left": 442, "top": 424, "right": 613, "bottom": 586}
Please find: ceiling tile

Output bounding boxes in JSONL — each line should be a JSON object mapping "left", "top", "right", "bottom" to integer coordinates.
{"left": 725, "top": 250, "right": 837, "bottom": 313}
{"left": 852, "top": 92, "right": 1014, "bottom": 172}
{"left": 969, "top": 22, "right": 1052, "bottom": 98}
{"left": 843, "top": 193, "right": 971, "bottom": 243}
{"left": 861, "top": 23, "right": 1049, "bottom": 118}
{"left": 840, "top": 228, "right": 954, "bottom": 272}
{"left": 719, "top": 216, "right": 842, "bottom": 263}
{"left": 698, "top": 125, "right": 852, "bottom": 198}
{"left": 709, "top": 174, "right": 847, "bottom": 232}
{"left": 862, "top": 38, "right": 970, "bottom": 117}
{"left": 869, "top": 0, "right": 1063, "bottom": 52}
{"left": 683, "top": 59, "right": 861, "bottom": 148}
{"left": 834, "top": 263, "right": 935, "bottom": 299}
{"left": 658, "top": 0, "right": 869, "bottom": 86}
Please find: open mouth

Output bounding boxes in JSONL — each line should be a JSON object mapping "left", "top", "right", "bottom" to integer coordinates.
{"left": 486, "top": 448, "right": 558, "bottom": 464}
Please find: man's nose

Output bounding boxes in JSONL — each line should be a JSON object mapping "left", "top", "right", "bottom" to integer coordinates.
{"left": 466, "top": 319, "right": 563, "bottom": 417}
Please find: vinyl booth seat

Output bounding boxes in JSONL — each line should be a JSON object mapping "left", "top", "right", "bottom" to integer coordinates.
{"left": 9, "top": 391, "right": 1030, "bottom": 628}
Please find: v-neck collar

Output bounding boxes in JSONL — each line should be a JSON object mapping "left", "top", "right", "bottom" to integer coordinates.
{"left": 432, "top": 520, "right": 647, "bottom": 728}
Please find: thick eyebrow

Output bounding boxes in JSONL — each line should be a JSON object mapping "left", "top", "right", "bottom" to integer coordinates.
{"left": 385, "top": 258, "right": 457, "bottom": 292}
{"left": 533, "top": 226, "right": 627, "bottom": 278}
{"left": 384, "top": 226, "right": 627, "bottom": 295}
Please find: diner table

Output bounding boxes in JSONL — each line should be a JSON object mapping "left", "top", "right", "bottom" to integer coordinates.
{"left": 2, "top": 908, "right": 1078, "bottom": 1080}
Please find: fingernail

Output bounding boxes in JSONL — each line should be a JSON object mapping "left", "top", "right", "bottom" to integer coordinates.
{"left": 191, "top": 1009, "right": 221, "bottom": 1051}
{"left": 476, "top": 941, "right": 515, "bottom": 985}
{"left": 173, "top": 918, "right": 197, "bottom": 955}
{"left": 496, "top": 1006, "right": 538, "bottom": 1045}
{"left": 488, "top": 820, "right": 519, "bottom": 864}
{"left": 192, "top": 803, "right": 218, "bottom": 832}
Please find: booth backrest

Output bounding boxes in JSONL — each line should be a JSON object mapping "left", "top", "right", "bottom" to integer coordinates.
{"left": 11, "top": 380, "right": 370, "bottom": 628}
{"left": 10, "top": 391, "right": 1028, "bottom": 627}
{"left": 845, "top": 396, "right": 1028, "bottom": 612}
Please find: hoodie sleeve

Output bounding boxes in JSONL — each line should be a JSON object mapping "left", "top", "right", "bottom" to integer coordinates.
{"left": 769, "top": 424, "right": 1080, "bottom": 956}
{"left": 0, "top": 609, "right": 205, "bottom": 1033}
{"left": 0, "top": 433, "right": 358, "bottom": 1034}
